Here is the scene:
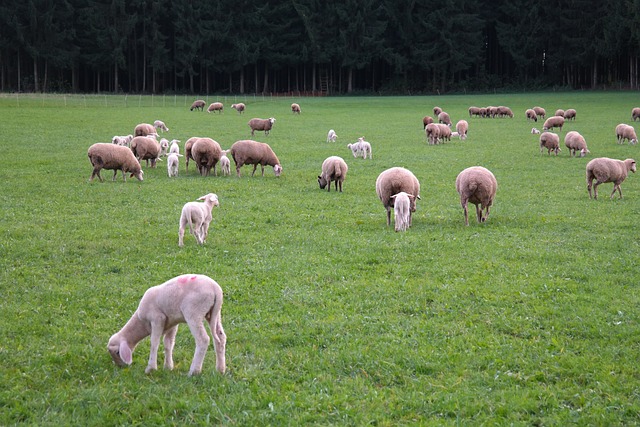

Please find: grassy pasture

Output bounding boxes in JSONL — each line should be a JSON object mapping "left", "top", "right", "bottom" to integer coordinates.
{"left": 1, "top": 91, "right": 639, "bottom": 425}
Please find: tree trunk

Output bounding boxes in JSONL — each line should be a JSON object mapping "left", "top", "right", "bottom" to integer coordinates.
{"left": 33, "top": 58, "right": 39, "bottom": 92}
{"left": 347, "top": 67, "right": 353, "bottom": 93}
{"left": 240, "top": 67, "right": 244, "bottom": 94}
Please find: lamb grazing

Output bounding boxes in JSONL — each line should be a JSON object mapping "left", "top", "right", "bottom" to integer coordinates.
{"left": 497, "top": 106, "right": 514, "bottom": 118}
{"left": 207, "top": 102, "right": 224, "bottom": 113}
{"left": 433, "top": 106, "right": 443, "bottom": 116}
{"left": 167, "top": 153, "right": 182, "bottom": 177}
{"left": 531, "top": 127, "right": 541, "bottom": 134}
{"left": 455, "top": 166, "right": 498, "bottom": 226}
{"left": 134, "top": 123, "right": 157, "bottom": 137}
{"left": 437, "top": 111, "right": 452, "bottom": 126}
{"left": 616, "top": 124, "right": 638, "bottom": 145}
{"left": 154, "top": 120, "right": 169, "bottom": 133}
{"left": 169, "top": 139, "right": 181, "bottom": 155}
{"left": 468, "top": 106, "right": 482, "bottom": 118}
{"left": 291, "top": 103, "right": 301, "bottom": 114}
{"left": 525, "top": 109, "right": 538, "bottom": 122}
{"left": 555, "top": 109, "right": 565, "bottom": 117}
{"left": 190, "top": 99, "right": 206, "bottom": 111}
{"left": 563, "top": 109, "right": 576, "bottom": 121}
{"left": 456, "top": 120, "right": 469, "bottom": 140}
{"left": 130, "top": 136, "right": 161, "bottom": 167}
{"left": 422, "top": 116, "right": 434, "bottom": 129}
{"left": 191, "top": 138, "right": 223, "bottom": 177}
{"left": 533, "top": 106, "right": 546, "bottom": 119}
{"left": 543, "top": 116, "right": 565, "bottom": 132}
{"left": 375, "top": 167, "right": 421, "bottom": 228}
{"left": 318, "top": 156, "right": 348, "bottom": 192}
{"left": 107, "top": 274, "right": 226, "bottom": 376}
{"left": 218, "top": 151, "right": 231, "bottom": 176}
{"left": 390, "top": 192, "right": 415, "bottom": 232}
{"left": 112, "top": 134, "right": 133, "bottom": 147}
{"left": 231, "top": 103, "right": 245, "bottom": 114}
{"left": 586, "top": 157, "right": 636, "bottom": 199}
{"left": 248, "top": 117, "right": 276, "bottom": 136}
{"left": 327, "top": 129, "right": 338, "bottom": 143}
{"left": 564, "top": 131, "right": 590, "bottom": 157}
{"left": 632, "top": 107, "right": 640, "bottom": 122}
{"left": 539, "top": 132, "right": 561, "bottom": 156}
{"left": 230, "top": 139, "right": 282, "bottom": 177}
{"left": 425, "top": 123, "right": 440, "bottom": 145}
{"left": 435, "top": 123, "right": 452, "bottom": 143}
{"left": 178, "top": 193, "right": 220, "bottom": 246}
{"left": 184, "top": 137, "right": 199, "bottom": 173}
{"left": 88, "top": 143, "right": 144, "bottom": 182}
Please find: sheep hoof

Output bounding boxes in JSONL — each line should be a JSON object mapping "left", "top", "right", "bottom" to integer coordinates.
{"left": 145, "top": 366, "right": 157, "bottom": 374}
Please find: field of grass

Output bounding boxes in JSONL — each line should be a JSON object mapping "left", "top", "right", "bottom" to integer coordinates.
{"left": 1, "top": 91, "right": 639, "bottom": 425}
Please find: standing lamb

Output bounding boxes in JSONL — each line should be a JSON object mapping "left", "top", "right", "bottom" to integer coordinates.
{"left": 169, "top": 139, "right": 181, "bottom": 155}
{"left": 88, "top": 143, "right": 144, "bottom": 182}
{"left": 191, "top": 138, "right": 223, "bottom": 177}
{"left": 632, "top": 107, "right": 640, "bottom": 122}
{"left": 178, "top": 193, "right": 220, "bottom": 246}
{"left": 533, "top": 106, "right": 546, "bottom": 119}
{"left": 390, "top": 192, "right": 416, "bottom": 232}
{"left": 564, "top": 131, "right": 590, "bottom": 157}
{"left": 112, "top": 134, "right": 133, "bottom": 147}
{"left": 525, "top": 109, "right": 538, "bottom": 122}
{"left": 455, "top": 166, "right": 498, "bottom": 226}
{"left": 167, "top": 153, "right": 182, "bottom": 177}
{"left": 107, "top": 274, "right": 226, "bottom": 376}
{"left": 190, "top": 100, "right": 206, "bottom": 111}
{"left": 231, "top": 103, "right": 245, "bottom": 114}
{"left": 207, "top": 102, "right": 224, "bottom": 113}
{"left": 375, "top": 167, "right": 421, "bottom": 228}
{"left": 539, "top": 132, "right": 561, "bottom": 156}
{"left": 543, "top": 116, "right": 565, "bottom": 132}
{"left": 248, "top": 117, "right": 276, "bottom": 136}
{"left": 130, "top": 136, "right": 161, "bottom": 167}
{"left": 291, "top": 103, "right": 301, "bottom": 114}
{"left": 586, "top": 157, "right": 636, "bottom": 199}
{"left": 563, "top": 109, "right": 576, "bottom": 121}
{"left": 154, "top": 120, "right": 169, "bottom": 133}
{"left": 317, "top": 156, "right": 348, "bottom": 192}
{"left": 218, "top": 151, "right": 231, "bottom": 176}
{"left": 356, "top": 137, "right": 372, "bottom": 159}
{"left": 456, "top": 120, "right": 469, "bottom": 140}
{"left": 134, "top": 123, "right": 157, "bottom": 137}
{"left": 230, "top": 139, "right": 282, "bottom": 177}
{"left": 327, "top": 129, "right": 338, "bottom": 143}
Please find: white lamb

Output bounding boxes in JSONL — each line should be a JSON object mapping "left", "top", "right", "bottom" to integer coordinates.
{"left": 390, "top": 191, "right": 415, "bottom": 232}
{"left": 327, "top": 129, "right": 338, "bottom": 143}
{"left": 531, "top": 128, "right": 541, "bottom": 134}
{"left": 169, "top": 139, "right": 181, "bottom": 155}
{"left": 159, "top": 138, "right": 170, "bottom": 157}
{"left": 112, "top": 134, "right": 133, "bottom": 147}
{"left": 219, "top": 151, "right": 231, "bottom": 176}
{"left": 178, "top": 193, "right": 219, "bottom": 247}
{"left": 154, "top": 120, "right": 169, "bottom": 133}
{"left": 167, "top": 153, "right": 182, "bottom": 177}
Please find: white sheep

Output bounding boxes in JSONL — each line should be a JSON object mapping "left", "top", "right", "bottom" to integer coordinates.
{"left": 539, "top": 131, "right": 561, "bottom": 156}
{"left": 318, "top": 156, "right": 348, "bottom": 192}
{"left": 219, "top": 150, "right": 231, "bottom": 176}
{"left": 390, "top": 191, "right": 415, "bottom": 232}
{"left": 564, "top": 131, "right": 590, "bottom": 157}
{"left": 207, "top": 102, "right": 224, "bottom": 113}
{"left": 231, "top": 103, "right": 245, "bottom": 114}
{"left": 327, "top": 129, "right": 338, "bottom": 143}
{"left": 88, "top": 143, "right": 144, "bottom": 182}
{"left": 425, "top": 123, "right": 440, "bottom": 145}
{"left": 167, "top": 153, "right": 182, "bottom": 177}
{"left": 159, "top": 138, "right": 170, "bottom": 157}
{"left": 190, "top": 100, "right": 206, "bottom": 111}
{"left": 455, "top": 120, "right": 468, "bottom": 140}
{"left": 356, "top": 137, "right": 372, "bottom": 159}
{"left": 154, "top": 120, "right": 169, "bottom": 133}
{"left": 248, "top": 117, "right": 276, "bottom": 136}
{"left": 435, "top": 124, "right": 452, "bottom": 143}
{"left": 586, "top": 157, "right": 636, "bottom": 199}
{"left": 375, "top": 167, "right": 421, "bottom": 227}
{"left": 291, "top": 103, "right": 301, "bottom": 114}
{"left": 347, "top": 142, "right": 361, "bottom": 157}
{"left": 531, "top": 127, "right": 541, "bottom": 134}
{"left": 107, "top": 274, "right": 226, "bottom": 376}
{"left": 178, "top": 193, "right": 220, "bottom": 246}
{"left": 229, "top": 139, "right": 282, "bottom": 177}
{"left": 497, "top": 106, "right": 514, "bottom": 118}
{"left": 555, "top": 109, "right": 565, "bottom": 117}
{"left": 169, "top": 139, "right": 181, "bottom": 155}
{"left": 455, "top": 166, "right": 498, "bottom": 226}
{"left": 112, "top": 134, "right": 133, "bottom": 147}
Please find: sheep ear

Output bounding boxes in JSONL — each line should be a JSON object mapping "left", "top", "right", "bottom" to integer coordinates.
{"left": 390, "top": 194, "right": 397, "bottom": 199}
{"left": 119, "top": 341, "right": 133, "bottom": 365}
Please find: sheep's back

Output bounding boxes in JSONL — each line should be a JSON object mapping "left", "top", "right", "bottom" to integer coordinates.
{"left": 456, "top": 167, "right": 497, "bottom": 204}
{"left": 376, "top": 167, "right": 420, "bottom": 208}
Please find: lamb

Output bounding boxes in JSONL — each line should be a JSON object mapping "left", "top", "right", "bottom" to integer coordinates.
{"left": 218, "top": 151, "right": 231, "bottom": 176}
{"left": 231, "top": 103, "right": 245, "bottom": 114}
{"left": 112, "top": 134, "right": 133, "bottom": 147}
{"left": 455, "top": 166, "right": 498, "bottom": 226}
{"left": 130, "top": 136, "right": 161, "bottom": 167}
{"left": 433, "top": 106, "right": 443, "bottom": 116}
{"left": 563, "top": 109, "right": 576, "bottom": 121}
{"left": 437, "top": 111, "right": 452, "bottom": 126}
{"left": 525, "top": 109, "right": 538, "bottom": 122}
{"left": 154, "top": 120, "right": 169, "bottom": 133}
{"left": 327, "top": 129, "right": 338, "bottom": 143}
{"left": 178, "top": 193, "right": 220, "bottom": 246}
{"left": 190, "top": 100, "right": 206, "bottom": 111}
{"left": 425, "top": 123, "right": 439, "bottom": 145}
{"left": 533, "top": 106, "right": 546, "bottom": 119}
{"left": 543, "top": 116, "right": 565, "bottom": 132}
{"left": 539, "top": 131, "right": 561, "bottom": 156}
{"left": 248, "top": 117, "right": 276, "bottom": 136}
{"left": 207, "top": 102, "right": 224, "bottom": 113}
{"left": 134, "top": 123, "right": 157, "bottom": 137}
{"left": 375, "top": 167, "right": 421, "bottom": 228}
{"left": 356, "top": 137, "right": 372, "bottom": 159}
{"left": 390, "top": 192, "right": 415, "bottom": 232}
{"left": 456, "top": 120, "right": 469, "bottom": 140}
{"left": 632, "top": 107, "right": 640, "bottom": 122}
{"left": 191, "top": 138, "right": 223, "bottom": 177}
{"left": 158, "top": 138, "right": 170, "bottom": 157}
{"left": 169, "top": 139, "right": 181, "bottom": 155}
{"left": 616, "top": 124, "right": 638, "bottom": 145}
{"left": 107, "top": 274, "right": 226, "bottom": 376}
{"left": 88, "top": 143, "right": 144, "bottom": 182}
{"left": 291, "top": 103, "right": 301, "bottom": 114}
{"left": 167, "top": 152, "right": 182, "bottom": 177}
{"left": 531, "top": 127, "right": 541, "bottom": 134}
{"left": 317, "top": 156, "right": 348, "bottom": 192}
{"left": 422, "top": 116, "right": 434, "bottom": 129}
{"left": 586, "top": 157, "right": 636, "bottom": 199}
{"left": 230, "top": 139, "right": 282, "bottom": 177}
{"left": 564, "top": 131, "right": 590, "bottom": 157}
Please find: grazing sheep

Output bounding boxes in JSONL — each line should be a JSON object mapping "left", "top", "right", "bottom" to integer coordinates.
{"left": 88, "top": 143, "right": 144, "bottom": 182}
{"left": 555, "top": 109, "right": 565, "bottom": 117}
{"left": 437, "top": 111, "right": 452, "bottom": 126}
{"left": 533, "top": 106, "right": 546, "bottom": 119}
{"left": 327, "top": 129, "right": 338, "bottom": 143}
{"left": 154, "top": 120, "right": 169, "bottom": 133}
{"left": 112, "top": 134, "right": 133, "bottom": 147}
{"left": 178, "top": 193, "right": 220, "bottom": 246}
{"left": 586, "top": 157, "right": 636, "bottom": 199}
{"left": 433, "top": 106, "right": 443, "bottom": 116}
{"left": 291, "top": 103, "right": 301, "bottom": 114}
{"left": 563, "top": 109, "right": 576, "bottom": 121}
{"left": 543, "top": 116, "right": 565, "bottom": 132}
{"left": 207, "top": 102, "right": 224, "bottom": 113}
{"left": 479, "top": 107, "right": 488, "bottom": 118}
{"left": 107, "top": 274, "right": 226, "bottom": 375}
{"left": 455, "top": 166, "right": 497, "bottom": 226}
{"left": 134, "top": 123, "right": 157, "bottom": 137}
{"left": 425, "top": 123, "right": 440, "bottom": 145}
{"left": 525, "top": 109, "right": 538, "bottom": 122}
{"left": 435, "top": 123, "right": 452, "bottom": 143}
{"left": 231, "top": 103, "right": 245, "bottom": 114}
{"left": 564, "top": 131, "right": 590, "bottom": 157}
{"left": 468, "top": 106, "right": 482, "bottom": 118}
{"left": 390, "top": 192, "right": 415, "bottom": 232}
{"left": 184, "top": 137, "right": 199, "bottom": 173}
{"left": 130, "top": 136, "right": 161, "bottom": 167}
{"left": 169, "top": 139, "right": 181, "bottom": 155}
{"left": 497, "top": 106, "right": 514, "bottom": 118}
{"left": 375, "top": 167, "right": 421, "bottom": 228}
{"left": 632, "top": 107, "right": 640, "bottom": 122}
{"left": 422, "top": 116, "right": 434, "bottom": 129}
{"left": 539, "top": 132, "right": 561, "bottom": 156}
{"left": 456, "top": 120, "right": 469, "bottom": 140}
{"left": 167, "top": 153, "right": 182, "bottom": 177}
{"left": 616, "top": 124, "right": 638, "bottom": 145}
{"left": 230, "top": 139, "right": 282, "bottom": 177}
{"left": 218, "top": 151, "right": 231, "bottom": 176}
{"left": 191, "top": 138, "right": 223, "bottom": 177}
{"left": 248, "top": 117, "right": 276, "bottom": 136}
{"left": 190, "top": 100, "right": 206, "bottom": 111}
{"left": 487, "top": 106, "right": 499, "bottom": 118}
{"left": 318, "top": 156, "right": 348, "bottom": 192}
{"left": 531, "top": 127, "right": 541, "bottom": 134}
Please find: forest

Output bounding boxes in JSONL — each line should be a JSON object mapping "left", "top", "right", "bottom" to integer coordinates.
{"left": 2, "top": 0, "right": 640, "bottom": 95}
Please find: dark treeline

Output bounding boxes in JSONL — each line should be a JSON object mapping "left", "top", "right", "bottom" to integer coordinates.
{"left": 2, "top": 0, "right": 640, "bottom": 95}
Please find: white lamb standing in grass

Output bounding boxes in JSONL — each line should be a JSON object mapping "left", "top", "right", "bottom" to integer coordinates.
{"left": 112, "top": 134, "right": 133, "bottom": 147}
{"left": 167, "top": 153, "right": 182, "bottom": 177}
{"left": 219, "top": 150, "right": 231, "bottom": 176}
{"left": 327, "top": 129, "right": 338, "bottom": 143}
{"left": 352, "top": 137, "right": 372, "bottom": 159}
{"left": 531, "top": 127, "right": 541, "bottom": 134}
{"left": 169, "top": 139, "right": 181, "bottom": 155}
{"left": 107, "top": 274, "right": 226, "bottom": 376}
{"left": 159, "top": 138, "right": 170, "bottom": 157}
{"left": 154, "top": 120, "right": 169, "bottom": 133}
{"left": 390, "top": 191, "right": 415, "bottom": 232}
{"left": 178, "top": 193, "right": 219, "bottom": 247}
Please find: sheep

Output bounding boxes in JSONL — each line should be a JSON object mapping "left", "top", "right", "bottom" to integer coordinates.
{"left": 455, "top": 166, "right": 497, "bottom": 226}
{"left": 356, "top": 137, "right": 372, "bottom": 159}
{"left": 154, "top": 120, "right": 169, "bottom": 133}
{"left": 437, "top": 111, "right": 452, "bottom": 126}
{"left": 184, "top": 137, "right": 199, "bottom": 173}
{"left": 230, "top": 139, "right": 282, "bottom": 177}
{"left": 487, "top": 106, "right": 499, "bottom": 118}
{"left": 375, "top": 167, "right": 421, "bottom": 228}
{"left": 555, "top": 109, "right": 565, "bottom": 117}
{"left": 525, "top": 109, "right": 538, "bottom": 122}
{"left": 456, "top": 120, "right": 469, "bottom": 140}
{"left": 317, "top": 156, "right": 348, "bottom": 192}
{"left": 543, "top": 116, "right": 565, "bottom": 132}
{"left": 468, "top": 106, "right": 481, "bottom": 118}
{"left": 422, "top": 116, "right": 434, "bottom": 129}
{"left": 134, "top": 123, "right": 157, "bottom": 138}
{"left": 190, "top": 100, "right": 206, "bottom": 111}
{"left": 130, "top": 136, "right": 161, "bottom": 167}
{"left": 497, "top": 106, "right": 513, "bottom": 118}
{"left": 433, "top": 106, "right": 443, "bottom": 116}
{"left": 531, "top": 127, "right": 541, "bottom": 134}
{"left": 112, "top": 134, "right": 133, "bottom": 147}
{"left": 107, "top": 274, "right": 226, "bottom": 376}
{"left": 167, "top": 153, "right": 182, "bottom": 177}
{"left": 207, "top": 102, "right": 224, "bottom": 113}
{"left": 218, "top": 151, "right": 231, "bottom": 176}
{"left": 479, "top": 107, "right": 488, "bottom": 118}
{"left": 158, "top": 138, "right": 170, "bottom": 157}
{"left": 435, "top": 123, "right": 452, "bottom": 143}
{"left": 425, "top": 123, "right": 440, "bottom": 145}
{"left": 390, "top": 191, "right": 415, "bottom": 232}
{"left": 586, "top": 157, "right": 636, "bottom": 199}
{"left": 451, "top": 131, "right": 460, "bottom": 138}
{"left": 88, "top": 143, "right": 144, "bottom": 182}
{"left": 539, "top": 132, "right": 561, "bottom": 156}
{"left": 178, "top": 193, "right": 220, "bottom": 246}
{"left": 563, "top": 109, "right": 576, "bottom": 121}
{"left": 191, "top": 138, "right": 223, "bottom": 177}
{"left": 616, "top": 124, "right": 638, "bottom": 145}
{"left": 291, "top": 103, "right": 301, "bottom": 114}
{"left": 231, "top": 103, "right": 245, "bottom": 114}
{"left": 564, "top": 131, "right": 590, "bottom": 157}
{"left": 169, "top": 139, "right": 181, "bottom": 155}
{"left": 248, "top": 117, "right": 276, "bottom": 136}
{"left": 327, "top": 129, "right": 338, "bottom": 143}
{"left": 533, "top": 106, "right": 546, "bottom": 119}
{"left": 632, "top": 107, "right": 640, "bottom": 122}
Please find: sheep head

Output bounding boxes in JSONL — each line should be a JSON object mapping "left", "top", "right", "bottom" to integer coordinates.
{"left": 107, "top": 334, "right": 133, "bottom": 367}
{"left": 274, "top": 164, "right": 283, "bottom": 177}
{"left": 198, "top": 193, "right": 219, "bottom": 206}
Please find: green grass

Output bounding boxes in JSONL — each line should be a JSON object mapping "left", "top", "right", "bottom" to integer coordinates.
{"left": 1, "top": 91, "right": 640, "bottom": 425}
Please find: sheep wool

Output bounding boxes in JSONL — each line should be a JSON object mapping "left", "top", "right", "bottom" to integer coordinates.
{"left": 586, "top": 157, "right": 636, "bottom": 200}
{"left": 318, "top": 156, "right": 348, "bottom": 192}
{"left": 191, "top": 138, "right": 223, "bottom": 177}
{"left": 327, "top": 129, "right": 338, "bottom": 143}
{"left": 375, "top": 167, "right": 421, "bottom": 228}
{"left": 167, "top": 153, "right": 181, "bottom": 177}
{"left": 88, "top": 143, "right": 143, "bottom": 182}
{"left": 230, "top": 139, "right": 282, "bottom": 177}
{"left": 632, "top": 107, "right": 640, "bottom": 122}
{"left": 455, "top": 166, "right": 497, "bottom": 226}
{"left": 539, "top": 132, "right": 561, "bottom": 156}
{"left": 564, "top": 131, "right": 590, "bottom": 157}
{"left": 130, "top": 136, "right": 161, "bottom": 167}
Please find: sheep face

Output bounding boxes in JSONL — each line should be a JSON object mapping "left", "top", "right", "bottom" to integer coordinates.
{"left": 107, "top": 335, "right": 133, "bottom": 367}
{"left": 274, "top": 164, "right": 283, "bottom": 177}
{"left": 318, "top": 175, "right": 328, "bottom": 189}
{"left": 199, "top": 193, "right": 219, "bottom": 206}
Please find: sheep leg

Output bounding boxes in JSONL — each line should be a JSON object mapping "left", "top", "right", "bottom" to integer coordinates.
{"left": 90, "top": 167, "right": 104, "bottom": 182}
{"left": 461, "top": 200, "right": 470, "bottom": 226}
{"left": 261, "top": 165, "right": 265, "bottom": 177}
{"left": 145, "top": 320, "right": 166, "bottom": 373}
{"left": 611, "top": 184, "right": 623, "bottom": 199}
{"left": 163, "top": 325, "right": 178, "bottom": 370}
{"left": 208, "top": 312, "right": 227, "bottom": 374}
{"left": 386, "top": 207, "right": 392, "bottom": 227}
{"left": 251, "top": 164, "right": 258, "bottom": 176}
{"left": 186, "top": 319, "right": 210, "bottom": 376}
{"left": 592, "top": 182, "right": 600, "bottom": 199}
{"left": 476, "top": 204, "right": 483, "bottom": 223}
